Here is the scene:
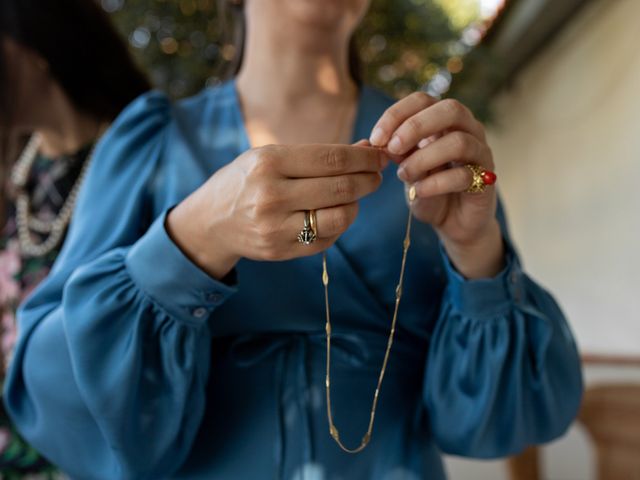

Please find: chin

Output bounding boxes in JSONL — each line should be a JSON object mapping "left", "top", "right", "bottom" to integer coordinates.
{"left": 284, "top": 0, "right": 369, "bottom": 31}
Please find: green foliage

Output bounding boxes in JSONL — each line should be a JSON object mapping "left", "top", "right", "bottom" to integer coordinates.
{"left": 107, "top": 0, "right": 501, "bottom": 115}
{"left": 434, "top": 0, "right": 481, "bottom": 30}
{"left": 357, "top": 0, "right": 460, "bottom": 98}
{"left": 108, "top": 0, "right": 224, "bottom": 97}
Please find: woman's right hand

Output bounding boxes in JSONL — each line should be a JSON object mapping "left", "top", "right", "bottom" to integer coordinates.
{"left": 166, "top": 144, "right": 387, "bottom": 279}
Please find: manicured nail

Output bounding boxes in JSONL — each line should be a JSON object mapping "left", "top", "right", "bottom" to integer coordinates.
{"left": 369, "top": 127, "right": 386, "bottom": 146}
{"left": 397, "top": 166, "right": 408, "bottom": 181}
{"left": 388, "top": 135, "right": 402, "bottom": 154}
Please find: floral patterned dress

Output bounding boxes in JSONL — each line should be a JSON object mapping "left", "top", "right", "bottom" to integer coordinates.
{"left": 0, "top": 143, "right": 90, "bottom": 479}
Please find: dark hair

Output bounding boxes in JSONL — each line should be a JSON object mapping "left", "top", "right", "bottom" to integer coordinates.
{"left": 0, "top": 0, "right": 150, "bottom": 225}
{"left": 216, "top": 0, "right": 363, "bottom": 86}
{"left": 0, "top": 0, "right": 150, "bottom": 129}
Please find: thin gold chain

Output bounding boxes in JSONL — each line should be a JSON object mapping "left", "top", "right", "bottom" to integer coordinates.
{"left": 323, "top": 183, "right": 416, "bottom": 453}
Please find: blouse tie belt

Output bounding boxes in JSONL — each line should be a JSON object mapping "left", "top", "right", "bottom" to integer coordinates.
{"left": 229, "top": 331, "right": 369, "bottom": 480}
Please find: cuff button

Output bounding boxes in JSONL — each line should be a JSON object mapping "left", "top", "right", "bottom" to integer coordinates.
{"left": 206, "top": 292, "right": 224, "bottom": 303}
{"left": 192, "top": 307, "right": 208, "bottom": 318}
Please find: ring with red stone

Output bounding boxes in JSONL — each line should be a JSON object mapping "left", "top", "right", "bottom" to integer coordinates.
{"left": 465, "top": 164, "right": 497, "bottom": 193}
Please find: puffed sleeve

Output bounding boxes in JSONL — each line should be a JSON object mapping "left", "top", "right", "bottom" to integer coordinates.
{"left": 423, "top": 200, "right": 583, "bottom": 458}
{"left": 3, "top": 91, "right": 239, "bottom": 479}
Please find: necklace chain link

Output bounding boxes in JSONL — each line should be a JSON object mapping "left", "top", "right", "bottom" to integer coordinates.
{"left": 323, "top": 166, "right": 416, "bottom": 452}
{"left": 322, "top": 89, "right": 416, "bottom": 452}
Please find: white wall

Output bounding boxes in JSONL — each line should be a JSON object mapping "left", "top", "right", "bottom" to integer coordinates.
{"left": 488, "top": 0, "right": 640, "bottom": 356}
{"left": 445, "top": 0, "right": 640, "bottom": 477}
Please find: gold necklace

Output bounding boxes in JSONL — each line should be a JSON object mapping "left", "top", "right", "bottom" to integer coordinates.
{"left": 323, "top": 89, "right": 417, "bottom": 453}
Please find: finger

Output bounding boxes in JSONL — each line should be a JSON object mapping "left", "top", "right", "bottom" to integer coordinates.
{"left": 397, "top": 132, "right": 493, "bottom": 184}
{"left": 284, "top": 202, "right": 359, "bottom": 241}
{"left": 387, "top": 99, "right": 486, "bottom": 156}
{"left": 314, "top": 203, "right": 359, "bottom": 238}
{"left": 287, "top": 234, "right": 341, "bottom": 260}
{"left": 283, "top": 172, "right": 383, "bottom": 210}
{"left": 418, "top": 133, "right": 442, "bottom": 149}
{"left": 263, "top": 144, "right": 387, "bottom": 178}
{"left": 351, "top": 140, "right": 392, "bottom": 169}
{"left": 414, "top": 166, "right": 494, "bottom": 198}
{"left": 369, "top": 91, "right": 437, "bottom": 147}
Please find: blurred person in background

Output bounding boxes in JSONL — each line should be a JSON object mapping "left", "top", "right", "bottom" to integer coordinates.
{"left": 0, "top": 0, "right": 149, "bottom": 475}
{"left": 3, "top": 0, "right": 583, "bottom": 478}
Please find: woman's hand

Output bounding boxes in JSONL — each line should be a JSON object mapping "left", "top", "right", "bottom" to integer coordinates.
{"left": 166, "top": 144, "right": 387, "bottom": 279}
{"left": 369, "top": 93, "right": 504, "bottom": 279}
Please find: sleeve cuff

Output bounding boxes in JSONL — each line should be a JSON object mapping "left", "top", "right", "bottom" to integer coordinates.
{"left": 125, "top": 209, "right": 239, "bottom": 323}
{"left": 440, "top": 237, "right": 525, "bottom": 318}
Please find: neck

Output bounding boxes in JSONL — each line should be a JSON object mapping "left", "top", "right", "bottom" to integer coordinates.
{"left": 36, "top": 85, "right": 103, "bottom": 157}
{"left": 235, "top": 15, "right": 359, "bottom": 146}
{"left": 236, "top": 13, "right": 357, "bottom": 111}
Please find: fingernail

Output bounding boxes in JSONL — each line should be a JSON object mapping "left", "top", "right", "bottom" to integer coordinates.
{"left": 370, "top": 127, "right": 386, "bottom": 146}
{"left": 397, "top": 166, "right": 408, "bottom": 181}
{"left": 388, "top": 135, "right": 402, "bottom": 154}
{"left": 380, "top": 157, "right": 390, "bottom": 170}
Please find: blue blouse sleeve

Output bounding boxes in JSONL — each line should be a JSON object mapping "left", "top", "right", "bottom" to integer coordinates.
{"left": 423, "top": 200, "right": 583, "bottom": 458}
{"left": 3, "top": 92, "right": 239, "bottom": 479}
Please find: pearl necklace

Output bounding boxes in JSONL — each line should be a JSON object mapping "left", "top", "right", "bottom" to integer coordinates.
{"left": 10, "top": 134, "right": 98, "bottom": 258}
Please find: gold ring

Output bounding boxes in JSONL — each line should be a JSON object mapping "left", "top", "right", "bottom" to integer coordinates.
{"left": 309, "top": 209, "right": 318, "bottom": 237}
{"left": 465, "top": 164, "right": 487, "bottom": 193}
{"left": 297, "top": 210, "right": 317, "bottom": 245}
{"left": 465, "top": 164, "right": 497, "bottom": 193}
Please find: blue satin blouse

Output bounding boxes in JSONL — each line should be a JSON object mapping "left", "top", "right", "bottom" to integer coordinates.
{"left": 3, "top": 81, "right": 583, "bottom": 479}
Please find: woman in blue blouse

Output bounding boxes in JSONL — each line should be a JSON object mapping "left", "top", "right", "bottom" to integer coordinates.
{"left": 4, "top": 0, "right": 583, "bottom": 478}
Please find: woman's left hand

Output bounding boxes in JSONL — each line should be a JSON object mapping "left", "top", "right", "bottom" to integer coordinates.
{"left": 369, "top": 93, "right": 505, "bottom": 279}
